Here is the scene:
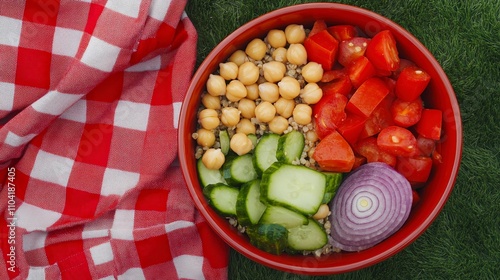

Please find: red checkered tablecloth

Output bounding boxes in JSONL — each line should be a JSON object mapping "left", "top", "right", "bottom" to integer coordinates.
{"left": 0, "top": 1, "right": 229, "bottom": 279}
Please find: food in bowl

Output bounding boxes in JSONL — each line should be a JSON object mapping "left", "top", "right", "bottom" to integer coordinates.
{"left": 191, "top": 18, "right": 443, "bottom": 256}
{"left": 178, "top": 3, "right": 461, "bottom": 275}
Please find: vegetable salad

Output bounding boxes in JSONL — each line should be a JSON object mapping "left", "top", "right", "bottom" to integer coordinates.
{"left": 193, "top": 20, "right": 443, "bottom": 255}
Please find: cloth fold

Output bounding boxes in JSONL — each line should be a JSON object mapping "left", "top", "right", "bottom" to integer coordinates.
{"left": 0, "top": 1, "right": 229, "bottom": 279}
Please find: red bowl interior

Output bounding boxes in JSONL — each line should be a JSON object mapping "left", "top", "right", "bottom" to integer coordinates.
{"left": 178, "top": 3, "right": 462, "bottom": 275}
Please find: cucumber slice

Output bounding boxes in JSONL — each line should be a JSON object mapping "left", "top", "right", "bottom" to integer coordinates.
{"left": 321, "top": 172, "right": 343, "bottom": 203}
{"left": 203, "top": 183, "right": 239, "bottom": 216}
{"left": 197, "top": 158, "right": 226, "bottom": 187}
{"left": 277, "top": 130, "right": 305, "bottom": 164}
{"left": 287, "top": 218, "right": 328, "bottom": 251}
{"left": 261, "top": 162, "right": 326, "bottom": 215}
{"left": 259, "top": 205, "right": 308, "bottom": 229}
{"left": 236, "top": 180, "right": 266, "bottom": 226}
{"left": 253, "top": 133, "right": 280, "bottom": 174}
{"left": 222, "top": 154, "right": 258, "bottom": 185}
{"left": 219, "top": 130, "right": 230, "bottom": 155}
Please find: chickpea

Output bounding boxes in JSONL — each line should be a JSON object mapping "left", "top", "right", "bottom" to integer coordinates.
{"left": 263, "top": 61, "right": 286, "bottom": 83}
{"left": 236, "top": 118, "right": 256, "bottom": 135}
{"left": 201, "top": 94, "right": 221, "bottom": 110}
{"left": 300, "top": 83, "right": 323, "bottom": 104}
{"left": 230, "top": 132, "right": 253, "bottom": 155}
{"left": 286, "top": 44, "right": 307, "bottom": 65}
{"left": 219, "top": 61, "right": 239, "bottom": 80}
{"left": 228, "top": 49, "right": 248, "bottom": 66}
{"left": 285, "top": 24, "right": 306, "bottom": 44}
{"left": 225, "top": 80, "right": 247, "bottom": 102}
{"left": 220, "top": 107, "right": 240, "bottom": 127}
{"left": 274, "top": 97, "right": 295, "bottom": 118}
{"left": 272, "top": 47, "right": 288, "bottom": 63}
{"left": 245, "top": 38, "right": 267, "bottom": 61}
{"left": 202, "top": 148, "right": 225, "bottom": 170}
{"left": 238, "top": 98, "right": 256, "bottom": 119}
{"left": 206, "top": 74, "right": 226, "bottom": 96}
{"left": 258, "top": 82, "right": 280, "bottom": 103}
{"left": 293, "top": 103, "right": 312, "bottom": 125}
{"left": 305, "top": 130, "right": 319, "bottom": 143}
{"left": 255, "top": 101, "right": 276, "bottom": 123}
{"left": 278, "top": 76, "right": 301, "bottom": 99}
{"left": 266, "top": 29, "right": 287, "bottom": 48}
{"left": 198, "top": 108, "right": 220, "bottom": 130}
{"left": 313, "top": 204, "right": 330, "bottom": 220}
{"left": 301, "top": 62, "right": 324, "bottom": 83}
{"left": 196, "top": 128, "right": 216, "bottom": 147}
{"left": 268, "top": 116, "right": 289, "bottom": 134}
{"left": 245, "top": 83, "right": 259, "bottom": 100}
{"left": 238, "top": 61, "right": 260, "bottom": 85}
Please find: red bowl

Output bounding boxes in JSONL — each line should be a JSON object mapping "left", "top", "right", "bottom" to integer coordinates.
{"left": 178, "top": 3, "right": 462, "bottom": 275}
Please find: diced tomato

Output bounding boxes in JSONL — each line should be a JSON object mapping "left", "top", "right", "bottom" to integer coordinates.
{"left": 337, "top": 113, "right": 366, "bottom": 145}
{"left": 338, "top": 37, "right": 370, "bottom": 67}
{"left": 327, "top": 25, "right": 357, "bottom": 41}
{"left": 303, "top": 30, "right": 339, "bottom": 70}
{"left": 319, "top": 75, "right": 352, "bottom": 97}
{"left": 391, "top": 97, "right": 423, "bottom": 127}
{"left": 416, "top": 135, "right": 436, "bottom": 156}
{"left": 309, "top": 19, "right": 328, "bottom": 37}
{"left": 354, "top": 136, "right": 396, "bottom": 167}
{"left": 415, "top": 109, "right": 442, "bottom": 140}
{"left": 359, "top": 94, "right": 395, "bottom": 139}
{"left": 395, "top": 66, "right": 431, "bottom": 101}
{"left": 313, "top": 130, "right": 355, "bottom": 172}
{"left": 365, "top": 30, "right": 400, "bottom": 72}
{"left": 347, "top": 56, "right": 376, "bottom": 88}
{"left": 396, "top": 156, "right": 433, "bottom": 186}
{"left": 313, "top": 93, "right": 348, "bottom": 139}
{"left": 377, "top": 126, "right": 418, "bottom": 157}
{"left": 346, "top": 77, "right": 390, "bottom": 118}
{"left": 411, "top": 190, "right": 421, "bottom": 207}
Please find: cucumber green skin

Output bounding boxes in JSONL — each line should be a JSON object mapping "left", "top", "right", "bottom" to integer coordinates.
{"left": 276, "top": 130, "right": 305, "bottom": 164}
{"left": 260, "top": 162, "right": 326, "bottom": 215}
{"left": 287, "top": 218, "right": 328, "bottom": 251}
{"left": 222, "top": 154, "right": 258, "bottom": 185}
{"left": 197, "top": 158, "right": 226, "bottom": 187}
{"left": 252, "top": 133, "right": 280, "bottom": 175}
{"left": 203, "top": 183, "right": 239, "bottom": 216}
{"left": 235, "top": 180, "right": 266, "bottom": 226}
{"left": 246, "top": 223, "right": 288, "bottom": 255}
{"left": 321, "top": 172, "right": 343, "bottom": 204}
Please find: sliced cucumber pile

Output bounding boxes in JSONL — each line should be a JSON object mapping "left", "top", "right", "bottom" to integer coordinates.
{"left": 198, "top": 131, "right": 334, "bottom": 254}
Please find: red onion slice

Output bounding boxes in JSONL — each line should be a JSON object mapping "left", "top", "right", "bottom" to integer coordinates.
{"left": 329, "top": 162, "right": 413, "bottom": 251}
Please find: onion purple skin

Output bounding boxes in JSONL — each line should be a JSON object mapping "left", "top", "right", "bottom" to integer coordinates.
{"left": 329, "top": 162, "right": 413, "bottom": 252}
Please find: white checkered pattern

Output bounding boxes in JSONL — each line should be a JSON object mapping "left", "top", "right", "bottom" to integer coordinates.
{"left": 0, "top": 1, "right": 229, "bottom": 279}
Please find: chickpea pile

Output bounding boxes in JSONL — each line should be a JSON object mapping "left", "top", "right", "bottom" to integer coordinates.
{"left": 193, "top": 24, "right": 324, "bottom": 171}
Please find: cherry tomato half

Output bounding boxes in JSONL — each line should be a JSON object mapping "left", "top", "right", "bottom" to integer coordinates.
{"left": 365, "top": 30, "right": 400, "bottom": 72}
{"left": 313, "top": 93, "right": 348, "bottom": 139}
{"left": 395, "top": 66, "right": 431, "bottom": 101}
{"left": 391, "top": 97, "right": 423, "bottom": 127}
{"left": 354, "top": 136, "right": 397, "bottom": 167}
{"left": 377, "top": 126, "right": 418, "bottom": 157}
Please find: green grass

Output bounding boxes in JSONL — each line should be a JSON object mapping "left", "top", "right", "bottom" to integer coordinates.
{"left": 185, "top": 0, "right": 500, "bottom": 279}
